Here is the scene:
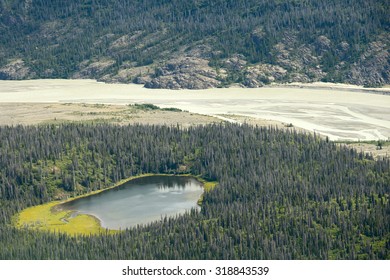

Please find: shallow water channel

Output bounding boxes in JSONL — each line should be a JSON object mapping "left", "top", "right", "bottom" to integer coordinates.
{"left": 60, "top": 176, "right": 203, "bottom": 229}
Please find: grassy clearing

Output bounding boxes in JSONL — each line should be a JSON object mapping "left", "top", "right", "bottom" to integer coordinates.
{"left": 14, "top": 174, "right": 217, "bottom": 235}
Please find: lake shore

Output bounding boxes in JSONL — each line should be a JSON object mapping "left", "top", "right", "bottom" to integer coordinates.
{"left": 14, "top": 173, "right": 217, "bottom": 235}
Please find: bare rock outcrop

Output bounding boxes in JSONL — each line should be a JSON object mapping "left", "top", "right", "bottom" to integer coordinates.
{"left": 346, "top": 39, "right": 389, "bottom": 87}
{"left": 223, "top": 54, "right": 247, "bottom": 71}
{"left": 0, "top": 59, "right": 34, "bottom": 79}
{"left": 315, "top": 35, "right": 332, "bottom": 53}
{"left": 73, "top": 59, "right": 116, "bottom": 79}
{"left": 144, "top": 57, "right": 221, "bottom": 89}
{"left": 244, "top": 64, "right": 288, "bottom": 87}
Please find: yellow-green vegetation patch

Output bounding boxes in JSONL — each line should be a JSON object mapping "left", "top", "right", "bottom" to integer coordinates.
{"left": 15, "top": 201, "right": 114, "bottom": 235}
{"left": 196, "top": 178, "right": 218, "bottom": 205}
{"left": 203, "top": 181, "right": 218, "bottom": 192}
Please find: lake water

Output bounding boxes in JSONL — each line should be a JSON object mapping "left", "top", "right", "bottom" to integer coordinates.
{"left": 60, "top": 176, "right": 203, "bottom": 229}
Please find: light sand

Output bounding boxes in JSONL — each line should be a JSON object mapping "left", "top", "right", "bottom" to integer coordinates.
{"left": 268, "top": 82, "right": 390, "bottom": 94}
{"left": 0, "top": 103, "right": 220, "bottom": 127}
{"left": 339, "top": 142, "right": 390, "bottom": 160}
{"left": 0, "top": 79, "right": 389, "bottom": 141}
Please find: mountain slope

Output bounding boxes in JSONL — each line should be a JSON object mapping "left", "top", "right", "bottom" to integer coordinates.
{"left": 0, "top": 0, "right": 389, "bottom": 88}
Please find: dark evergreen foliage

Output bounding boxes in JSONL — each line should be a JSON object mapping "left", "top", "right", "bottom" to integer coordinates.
{"left": 0, "top": 123, "right": 389, "bottom": 259}
{"left": 0, "top": 0, "right": 388, "bottom": 83}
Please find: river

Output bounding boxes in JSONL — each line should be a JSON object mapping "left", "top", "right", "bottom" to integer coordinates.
{"left": 0, "top": 79, "right": 389, "bottom": 141}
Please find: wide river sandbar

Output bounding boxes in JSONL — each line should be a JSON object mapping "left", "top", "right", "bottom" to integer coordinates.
{"left": 0, "top": 79, "right": 389, "bottom": 141}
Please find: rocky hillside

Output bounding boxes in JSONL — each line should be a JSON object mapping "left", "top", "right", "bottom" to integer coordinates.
{"left": 0, "top": 0, "right": 388, "bottom": 89}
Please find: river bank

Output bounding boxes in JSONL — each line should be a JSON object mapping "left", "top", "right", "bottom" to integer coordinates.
{"left": 0, "top": 79, "right": 389, "bottom": 142}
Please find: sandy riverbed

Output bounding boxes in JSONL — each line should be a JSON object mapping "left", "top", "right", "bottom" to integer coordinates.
{"left": 0, "top": 79, "right": 389, "bottom": 141}
{"left": 0, "top": 103, "right": 220, "bottom": 127}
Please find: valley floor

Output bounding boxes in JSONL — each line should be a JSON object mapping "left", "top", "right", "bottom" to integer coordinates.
{"left": 0, "top": 79, "right": 389, "bottom": 157}
{"left": 0, "top": 102, "right": 218, "bottom": 127}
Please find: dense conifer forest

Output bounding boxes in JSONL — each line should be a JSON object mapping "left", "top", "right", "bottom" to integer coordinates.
{"left": 0, "top": 123, "right": 389, "bottom": 259}
{"left": 0, "top": 0, "right": 389, "bottom": 87}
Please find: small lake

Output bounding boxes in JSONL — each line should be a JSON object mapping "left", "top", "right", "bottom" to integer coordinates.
{"left": 60, "top": 175, "right": 203, "bottom": 229}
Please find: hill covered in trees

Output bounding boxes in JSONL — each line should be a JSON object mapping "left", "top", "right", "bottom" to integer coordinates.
{"left": 0, "top": 0, "right": 389, "bottom": 88}
{"left": 0, "top": 123, "right": 389, "bottom": 259}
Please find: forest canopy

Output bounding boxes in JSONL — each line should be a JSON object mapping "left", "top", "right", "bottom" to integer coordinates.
{"left": 0, "top": 123, "right": 389, "bottom": 259}
{"left": 0, "top": 0, "right": 388, "bottom": 87}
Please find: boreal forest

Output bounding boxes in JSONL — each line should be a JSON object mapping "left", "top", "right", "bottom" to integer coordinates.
{"left": 0, "top": 0, "right": 389, "bottom": 88}
{"left": 0, "top": 123, "right": 389, "bottom": 259}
